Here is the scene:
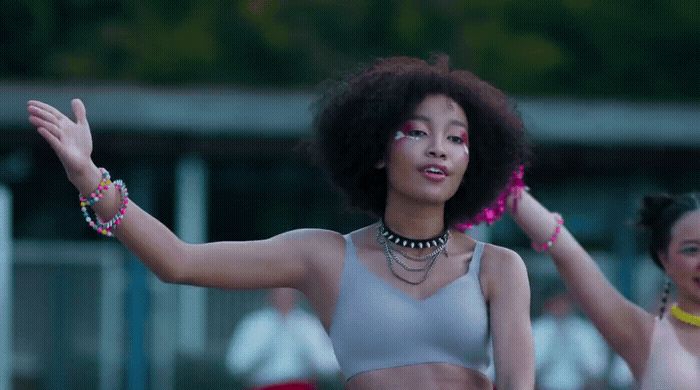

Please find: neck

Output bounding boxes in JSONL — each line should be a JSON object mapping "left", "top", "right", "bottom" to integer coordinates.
{"left": 675, "top": 294, "right": 700, "bottom": 317}
{"left": 670, "top": 304, "right": 700, "bottom": 328}
{"left": 383, "top": 192, "right": 446, "bottom": 239}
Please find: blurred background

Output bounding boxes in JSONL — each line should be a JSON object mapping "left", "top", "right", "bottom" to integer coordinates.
{"left": 0, "top": 1, "right": 698, "bottom": 389}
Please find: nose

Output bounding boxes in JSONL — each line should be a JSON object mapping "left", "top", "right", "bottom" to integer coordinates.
{"left": 426, "top": 136, "right": 447, "bottom": 159}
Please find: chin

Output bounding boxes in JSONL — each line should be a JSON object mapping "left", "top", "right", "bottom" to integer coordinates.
{"left": 390, "top": 182, "right": 459, "bottom": 206}
{"left": 415, "top": 191, "right": 455, "bottom": 205}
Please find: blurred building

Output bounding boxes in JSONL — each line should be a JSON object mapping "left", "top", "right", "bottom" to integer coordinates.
{"left": 1, "top": 84, "right": 698, "bottom": 389}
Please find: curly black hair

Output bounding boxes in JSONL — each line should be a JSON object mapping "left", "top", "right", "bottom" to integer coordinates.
{"left": 637, "top": 192, "right": 700, "bottom": 269}
{"left": 313, "top": 54, "right": 529, "bottom": 226}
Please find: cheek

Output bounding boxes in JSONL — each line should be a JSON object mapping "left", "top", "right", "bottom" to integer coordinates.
{"left": 460, "top": 133, "right": 469, "bottom": 154}
{"left": 665, "top": 256, "right": 689, "bottom": 277}
{"left": 393, "top": 130, "right": 409, "bottom": 145}
{"left": 390, "top": 131, "right": 421, "bottom": 155}
{"left": 454, "top": 144, "right": 470, "bottom": 167}
{"left": 454, "top": 146, "right": 470, "bottom": 180}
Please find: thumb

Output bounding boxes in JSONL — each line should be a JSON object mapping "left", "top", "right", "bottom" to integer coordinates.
{"left": 71, "top": 98, "right": 87, "bottom": 125}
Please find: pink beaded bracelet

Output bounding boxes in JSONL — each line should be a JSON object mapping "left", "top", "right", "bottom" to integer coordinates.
{"left": 532, "top": 213, "right": 564, "bottom": 252}
{"left": 79, "top": 168, "right": 111, "bottom": 207}
{"left": 81, "top": 179, "right": 129, "bottom": 237}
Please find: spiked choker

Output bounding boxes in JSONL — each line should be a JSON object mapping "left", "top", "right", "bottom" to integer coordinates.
{"left": 378, "top": 220, "right": 449, "bottom": 249}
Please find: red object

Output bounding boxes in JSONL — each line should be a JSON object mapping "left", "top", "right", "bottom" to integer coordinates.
{"left": 251, "top": 381, "right": 315, "bottom": 390}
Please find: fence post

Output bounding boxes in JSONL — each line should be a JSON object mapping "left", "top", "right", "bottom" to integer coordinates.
{"left": 0, "top": 185, "right": 13, "bottom": 390}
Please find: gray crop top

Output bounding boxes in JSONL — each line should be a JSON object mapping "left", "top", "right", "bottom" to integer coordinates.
{"left": 329, "top": 234, "right": 491, "bottom": 380}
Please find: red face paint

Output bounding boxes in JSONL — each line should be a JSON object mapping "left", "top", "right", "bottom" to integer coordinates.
{"left": 459, "top": 133, "right": 470, "bottom": 157}
{"left": 460, "top": 133, "right": 468, "bottom": 144}
{"left": 393, "top": 122, "right": 417, "bottom": 143}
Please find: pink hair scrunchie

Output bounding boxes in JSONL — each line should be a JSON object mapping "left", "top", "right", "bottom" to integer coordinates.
{"left": 454, "top": 165, "right": 525, "bottom": 231}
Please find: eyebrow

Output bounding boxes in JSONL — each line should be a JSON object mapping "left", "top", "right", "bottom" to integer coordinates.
{"left": 679, "top": 239, "right": 700, "bottom": 246}
{"left": 409, "top": 115, "right": 468, "bottom": 129}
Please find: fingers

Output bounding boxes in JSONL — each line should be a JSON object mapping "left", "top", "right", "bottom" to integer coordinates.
{"left": 28, "top": 115, "right": 62, "bottom": 140}
{"left": 36, "top": 127, "right": 62, "bottom": 152}
{"left": 27, "top": 106, "right": 59, "bottom": 125}
{"left": 27, "top": 100, "right": 64, "bottom": 121}
{"left": 71, "top": 98, "right": 87, "bottom": 125}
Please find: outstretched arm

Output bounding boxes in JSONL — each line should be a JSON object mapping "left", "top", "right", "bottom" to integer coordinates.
{"left": 27, "top": 99, "right": 318, "bottom": 291}
{"left": 509, "top": 191, "right": 654, "bottom": 378}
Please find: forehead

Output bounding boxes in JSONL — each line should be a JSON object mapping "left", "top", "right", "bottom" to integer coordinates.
{"left": 671, "top": 209, "right": 700, "bottom": 241}
{"left": 412, "top": 94, "right": 467, "bottom": 122}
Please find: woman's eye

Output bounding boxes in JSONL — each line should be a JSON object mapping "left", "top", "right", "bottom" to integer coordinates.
{"left": 448, "top": 136, "right": 464, "bottom": 144}
{"left": 407, "top": 129, "right": 427, "bottom": 137}
{"left": 680, "top": 246, "right": 699, "bottom": 255}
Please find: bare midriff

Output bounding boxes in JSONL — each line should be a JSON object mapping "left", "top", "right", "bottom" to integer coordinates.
{"left": 345, "top": 363, "right": 492, "bottom": 390}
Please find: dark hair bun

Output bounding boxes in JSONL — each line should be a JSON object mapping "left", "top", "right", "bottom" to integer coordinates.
{"left": 636, "top": 192, "right": 699, "bottom": 269}
{"left": 637, "top": 194, "right": 674, "bottom": 229}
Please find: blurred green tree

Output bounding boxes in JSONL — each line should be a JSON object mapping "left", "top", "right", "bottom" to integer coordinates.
{"left": 1, "top": 0, "right": 696, "bottom": 99}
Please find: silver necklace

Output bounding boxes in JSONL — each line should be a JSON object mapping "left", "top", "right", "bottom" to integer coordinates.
{"left": 391, "top": 240, "right": 447, "bottom": 262}
{"left": 387, "top": 238, "right": 448, "bottom": 272}
{"left": 376, "top": 227, "right": 448, "bottom": 284}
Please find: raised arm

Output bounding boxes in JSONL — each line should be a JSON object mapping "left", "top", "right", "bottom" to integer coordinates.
{"left": 27, "top": 99, "right": 319, "bottom": 291}
{"left": 509, "top": 191, "right": 654, "bottom": 377}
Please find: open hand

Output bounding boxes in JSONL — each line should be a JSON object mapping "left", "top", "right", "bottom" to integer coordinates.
{"left": 28, "top": 99, "right": 94, "bottom": 182}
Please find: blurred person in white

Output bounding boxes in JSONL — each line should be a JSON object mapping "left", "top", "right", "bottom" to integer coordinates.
{"left": 531, "top": 288, "right": 607, "bottom": 390}
{"left": 607, "top": 354, "right": 634, "bottom": 390}
{"left": 510, "top": 190, "right": 700, "bottom": 389}
{"left": 226, "top": 288, "right": 339, "bottom": 390}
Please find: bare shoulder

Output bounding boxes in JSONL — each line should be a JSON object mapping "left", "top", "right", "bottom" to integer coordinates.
{"left": 283, "top": 228, "right": 347, "bottom": 266}
{"left": 282, "top": 228, "right": 346, "bottom": 253}
{"left": 282, "top": 228, "right": 345, "bottom": 243}
{"left": 479, "top": 243, "right": 529, "bottom": 298}
{"left": 481, "top": 243, "right": 527, "bottom": 277}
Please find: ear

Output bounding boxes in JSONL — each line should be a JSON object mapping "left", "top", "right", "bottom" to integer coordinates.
{"left": 657, "top": 250, "right": 669, "bottom": 269}
{"left": 375, "top": 160, "right": 385, "bottom": 169}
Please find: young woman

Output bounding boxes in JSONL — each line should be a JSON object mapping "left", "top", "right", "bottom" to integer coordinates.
{"left": 28, "top": 55, "right": 534, "bottom": 389}
{"left": 511, "top": 190, "right": 699, "bottom": 388}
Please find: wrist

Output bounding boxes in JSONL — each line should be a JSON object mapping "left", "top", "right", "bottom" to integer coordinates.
{"left": 69, "top": 161, "right": 101, "bottom": 195}
{"left": 531, "top": 212, "right": 564, "bottom": 252}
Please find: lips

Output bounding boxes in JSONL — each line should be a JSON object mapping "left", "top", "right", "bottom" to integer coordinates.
{"left": 420, "top": 164, "right": 449, "bottom": 182}
{"left": 420, "top": 164, "right": 449, "bottom": 176}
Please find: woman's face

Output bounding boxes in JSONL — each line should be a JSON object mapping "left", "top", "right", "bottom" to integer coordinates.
{"left": 384, "top": 94, "right": 470, "bottom": 206}
{"left": 662, "top": 209, "right": 700, "bottom": 304}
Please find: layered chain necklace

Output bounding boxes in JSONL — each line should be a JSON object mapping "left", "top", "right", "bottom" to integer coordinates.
{"left": 376, "top": 221, "right": 449, "bottom": 285}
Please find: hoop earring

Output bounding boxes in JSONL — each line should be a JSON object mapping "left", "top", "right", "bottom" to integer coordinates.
{"left": 659, "top": 276, "right": 672, "bottom": 319}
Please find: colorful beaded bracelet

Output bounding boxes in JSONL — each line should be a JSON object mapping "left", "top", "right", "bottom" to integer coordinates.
{"left": 79, "top": 168, "right": 111, "bottom": 207}
{"left": 81, "top": 179, "right": 129, "bottom": 237}
{"left": 532, "top": 213, "right": 564, "bottom": 252}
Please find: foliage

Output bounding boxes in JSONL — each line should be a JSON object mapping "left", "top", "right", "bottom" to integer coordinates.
{"left": 2, "top": 0, "right": 697, "bottom": 99}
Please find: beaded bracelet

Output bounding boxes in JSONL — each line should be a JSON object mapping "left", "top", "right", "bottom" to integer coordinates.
{"left": 532, "top": 213, "right": 564, "bottom": 252}
{"left": 79, "top": 168, "right": 111, "bottom": 207}
{"left": 81, "top": 179, "right": 129, "bottom": 237}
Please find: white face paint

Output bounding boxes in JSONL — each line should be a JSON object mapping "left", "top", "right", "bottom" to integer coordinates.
{"left": 394, "top": 124, "right": 422, "bottom": 141}
{"left": 393, "top": 118, "right": 469, "bottom": 160}
{"left": 384, "top": 94, "right": 470, "bottom": 207}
